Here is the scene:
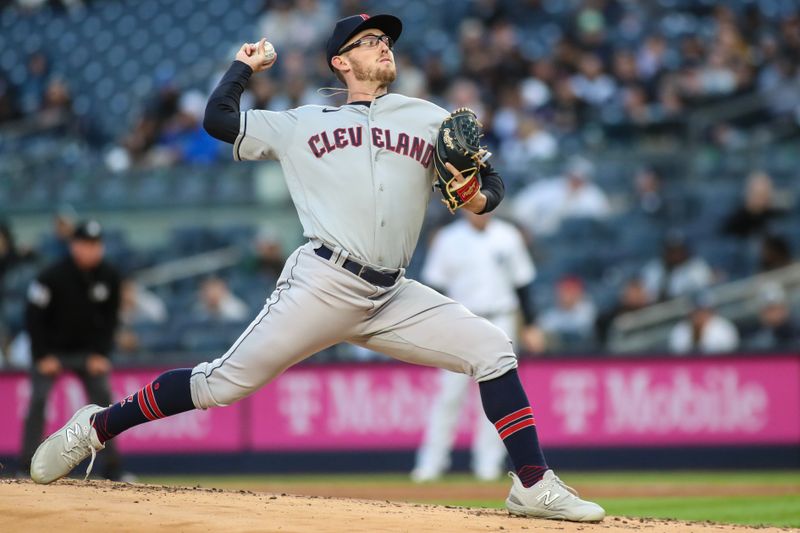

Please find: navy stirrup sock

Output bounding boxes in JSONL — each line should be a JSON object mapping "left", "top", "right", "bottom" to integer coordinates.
{"left": 92, "top": 368, "right": 196, "bottom": 443}
{"left": 479, "top": 368, "right": 548, "bottom": 487}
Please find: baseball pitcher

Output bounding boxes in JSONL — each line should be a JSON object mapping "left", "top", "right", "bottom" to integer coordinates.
{"left": 30, "top": 13, "right": 604, "bottom": 523}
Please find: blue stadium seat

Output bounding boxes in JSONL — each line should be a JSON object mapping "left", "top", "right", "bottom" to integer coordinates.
{"left": 557, "top": 217, "right": 615, "bottom": 244}
{"left": 123, "top": 322, "right": 175, "bottom": 354}
{"left": 696, "top": 237, "right": 756, "bottom": 280}
{"left": 170, "top": 225, "right": 222, "bottom": 255}
{"left": 215, "top": 225, "right": 255, "bottom": 247}
{"left": 178, "top": 320, "right": 247, "bottom": 354}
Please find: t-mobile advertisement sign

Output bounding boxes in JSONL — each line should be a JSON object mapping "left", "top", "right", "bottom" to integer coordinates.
{"left": 0, "top": 356, "right": 797, "bottom": 454}
{"left": 247, "top": 357, "right": 799, "bottom": 449}
{"left": 522, "top": 357, "right": 797, "bottom": 446}
{"left": 0, "top": 369, "right": 244, "bottom": 454}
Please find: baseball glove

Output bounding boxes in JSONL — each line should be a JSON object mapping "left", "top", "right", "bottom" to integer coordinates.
{"left": 434, "top": 108, "right": 492, "bottom": 213}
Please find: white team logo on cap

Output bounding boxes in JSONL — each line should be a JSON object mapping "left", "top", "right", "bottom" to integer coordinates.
{"left": 86, "top": 220, "right": 102, "bottom": 238}
{"left": 91, "top": 283, "right": 109, "bottom": 301}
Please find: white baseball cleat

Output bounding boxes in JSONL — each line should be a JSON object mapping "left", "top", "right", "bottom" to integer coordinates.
{"left": 30, "top": 404, "right": 106, "bottom": 484}
{"left": 410, "top": 466, "right": 443, "bottom": 483}
{"left": 505, "top": 470, "right": 605, "bottom": 522}
{"left": 473, "top": 468, "right": 503, "bottom": 482}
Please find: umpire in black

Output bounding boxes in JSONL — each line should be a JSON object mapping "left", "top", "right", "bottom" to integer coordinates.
{"left": 19, "top": 219, "right": 124, "bottom": 479}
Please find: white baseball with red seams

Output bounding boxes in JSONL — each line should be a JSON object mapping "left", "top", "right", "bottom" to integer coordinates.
{"left": 261, "top": 40, "right": 276, "bottom": 64}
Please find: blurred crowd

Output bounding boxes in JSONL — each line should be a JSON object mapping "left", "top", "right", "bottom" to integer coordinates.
{"left": 2, "top": 0, "right": 800, "bottom": 169}
{"left": 1, "top": 1, "right": 800, "bottom": 367}
{"left": 0, "top": 51, "right": 96, "bottom": 139}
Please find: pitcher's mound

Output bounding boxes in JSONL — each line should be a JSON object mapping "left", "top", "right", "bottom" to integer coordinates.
{"left": 0, "top": 479, "right": 789, "bottom": 532}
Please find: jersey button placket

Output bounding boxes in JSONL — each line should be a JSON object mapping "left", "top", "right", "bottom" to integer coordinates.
{"left": 369, "top": 105, "right": 383, "bottom": 263}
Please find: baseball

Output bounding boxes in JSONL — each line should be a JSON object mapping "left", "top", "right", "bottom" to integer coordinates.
{"left": 261, "top": 40, "right": 276, "bottom": 64}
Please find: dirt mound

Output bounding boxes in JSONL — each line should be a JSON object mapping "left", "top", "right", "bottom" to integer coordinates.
{"left": 0, "top": 479, "right": 792, "bottom": 533}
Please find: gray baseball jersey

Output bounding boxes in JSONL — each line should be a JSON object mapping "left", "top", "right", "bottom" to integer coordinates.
{"left": 234, "top": 94, "right": 448, "bottom": 269}
{"left": 190, "top": 85, "right": 516, "bottom": 411}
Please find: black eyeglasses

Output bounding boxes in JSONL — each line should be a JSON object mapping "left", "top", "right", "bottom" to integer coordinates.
{"left": 338, "top": 34, "right": 394, "bottom": 55}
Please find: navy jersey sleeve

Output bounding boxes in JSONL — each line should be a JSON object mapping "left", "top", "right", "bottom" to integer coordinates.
{"left": 478, "top": 162, "right": 505, "bottom": 214}
{"left": 204, "top": 61, "right": 253, "bottom": 144}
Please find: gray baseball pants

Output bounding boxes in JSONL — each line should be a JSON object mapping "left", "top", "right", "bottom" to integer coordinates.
{"left": 190, "top": 242, "right": 517, "bottom": 409}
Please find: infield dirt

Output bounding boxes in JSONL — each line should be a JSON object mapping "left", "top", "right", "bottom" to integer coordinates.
{"left": 1, "top": 479, "right": 796, "bottom": 533}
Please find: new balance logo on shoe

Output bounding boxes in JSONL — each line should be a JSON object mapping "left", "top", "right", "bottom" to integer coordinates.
{"left": 506, "top": 470, "right": 605, "bottom": 522}
{"left": 536, "top": 490, "right": 560, "bottom": 507}
{"left": 64, "top": 423, "right": 83, "bottom": 443}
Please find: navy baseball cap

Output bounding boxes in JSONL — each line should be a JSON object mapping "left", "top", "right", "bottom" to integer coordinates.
{"left": 326, "top": 13, "right": 402, "bottom": 71}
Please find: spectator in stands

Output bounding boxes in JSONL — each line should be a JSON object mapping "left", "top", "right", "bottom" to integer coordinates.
{"left": 18, "top": 51, "right": 49, "bottom": 115}
{"left": 246, "top": 75, "right": 277, "bottom": 111}
{"left": 632, "top": 166, "right": 666, "bottom": 219}
{"left": 257, "top": 0, "right": 334, "bottom": 52}
{"left": 34, "top": 77, "right": 75, "bottom": 134}
{"left": 446, "top": 78, "right": 485, "bottom": 124}
{"left": 742, "top": 283, "right": 799, "bottom": 351}
{"left": 484, "top": 19, "right": 529, "bottom": 95}
{"left": 595, "top": 277, "right": 651, "bottom": 348}
{"left": 192, "top": 276, "right": 248, "bottom": 322}
{"left": 119, "top": 279, "right": 167, "bottom": 326}
{"left": 722, "top": 171, "right": 786, "bottom": 238}
{"left": 15, "top": 0, "right": 84, "bottom": 12}
{"left": 0, "top": 218, "right": 34, "bottom": 296}
{"left": 500, "top": 115, "right": 558, "bottom": 173}
{"left": 457, "top": 18, "right": 493, "bottom": 83}
{"left": 656, "top": 79, "right": 686, "bottom": 124}
{"left": 641, "top": 231, "right": 714, "bottom": 302}
{"left": 570, "top": 52, "right": 617, "bottom": 108}
{"left": 244, "top": 228, "right": 286, "bottom": 280}
{"left": 669, "top": 291, "right": 739, "bottom": 354}
{"left": 611, "top": 49, "right": 639, "bottom": 91}
{"left": 421, "top": 54, "right": 448, "bottom": 98}
{"left": 0, "top": 71, "right": 21, "bottom": 124}
{"left": 392, "top": 53, "right": 427, "bottom": 99}
{"left": 758, "top": 54, "right": 800, "bottom": 120}
{"left": 520, "top": 58, "right": 554, "bottom": 111}
{"left": 115, "top": 74, "right": 182, "bottom": 169}
{"left": 0, "top": 216, "right": 35, "bottom": 284}
{"left": 116, "top": 279, "right": 168, "bottom": 355}
{"left": 38, "top": 206, "right": 77, "bottom": 262}
{"left": 0, "top": 219, "right": 33, "bottom": 360}
{"left": 155, "top": 90, "right": 220, "bottom": 166}
{"left": 269, "top": 54, "right": 326, "bottom": 108}
{"left": 546, "top": 76, "right": 586, "bottom": 137}
{"left": 759, "top": 234, "right": 793, "bottom": 272}
{"left": 510, "top": 155, "right": 611, "bottom": 238}
{"left": 538, "top": 276, "right": 597, "bottom": 352}
{"left": 636, "top": 35, "right": 669, "bottom": 81}
{"left": 444, "top": 77, "right": 494, "bottom": 148}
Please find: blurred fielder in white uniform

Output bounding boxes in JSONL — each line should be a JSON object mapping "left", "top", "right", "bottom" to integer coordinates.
{"left": 412, "top": 210, "right": 538, "bottom": 481}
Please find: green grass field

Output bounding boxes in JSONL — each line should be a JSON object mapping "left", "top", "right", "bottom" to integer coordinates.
{"left": 139, "top": 470, "right": 800, "bottom": 528}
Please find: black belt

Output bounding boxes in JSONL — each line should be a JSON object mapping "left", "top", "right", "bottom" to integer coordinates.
{"left": 314, "top": 245, "right": 400, "bottom": 287}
